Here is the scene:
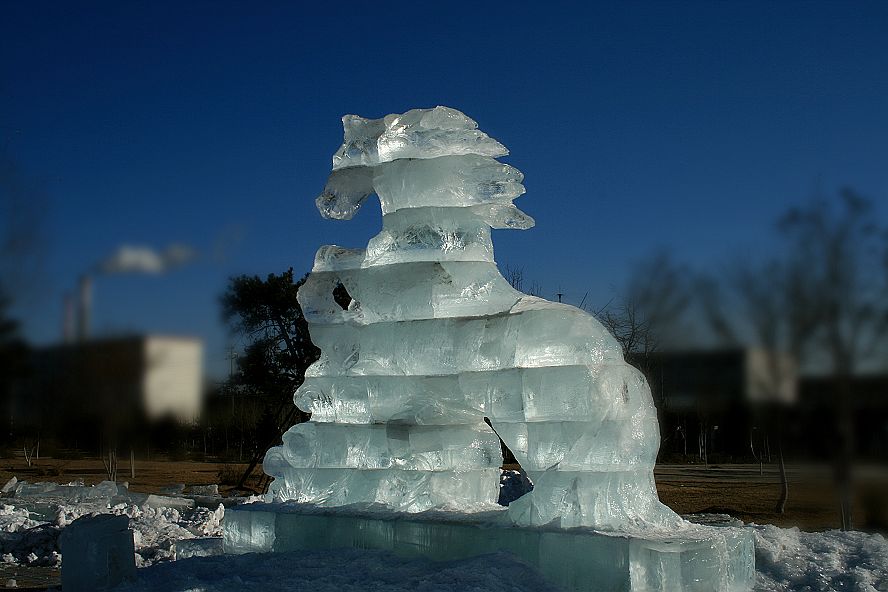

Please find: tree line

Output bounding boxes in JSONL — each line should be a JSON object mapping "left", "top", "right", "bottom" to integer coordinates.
{"left": 569, "top": 189, "right": 887, "bottom": 530}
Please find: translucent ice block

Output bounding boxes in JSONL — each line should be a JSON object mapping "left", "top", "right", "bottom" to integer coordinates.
{"left": 224, "top": 503, "right": 755, "bottom": 592}
{"left": 295, "top": 364, "right": 647, "bottom": 425}
{"left": 263, "top": 466, "right": 501, "bottom": 512}
{"left": 302, "top": 303, "right": 621, "bottom": 377}
{"left": 331, "top": 107, "right": 508, "bottom": 171}
{"left": 373, "top": 155, "right": 525, "bottom": 214}
{"left": 272, "top": 422, "right": 501, "bottom": 471}
{"left": 365, "top": 207, "right": 497, "bottom": 266}
{"left": 267, "top": 106, "right": 692, "bottom": 535}
{"left": 297, "top": 261, "right": 521, "bottom": 325}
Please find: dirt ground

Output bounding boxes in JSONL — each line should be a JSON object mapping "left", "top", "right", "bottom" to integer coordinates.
{"left": 0, "top": 457, "right": 264, "bottom": 496}
{"left": 1, "top": 457, "right": 886, "bottom": 532}
{"left": 655, "top": 463, "right": 888, "bottom": 532}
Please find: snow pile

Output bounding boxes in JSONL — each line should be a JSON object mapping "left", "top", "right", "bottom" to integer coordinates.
{"left": 0, "top": 503, "right": 59, "bottom": 567}
{"left": 117, "top": 548, "right": 562, "bottom": 592}
{"left": 0, "top": 481, "right": 225, "bottom": 568}
{"left": 1, "top": 478, "right": 887, "bottom": 591}
{"left": 115, "top": 504, "right": 224, "bottom": 566}
{"left": 116, "top": 527, "right": 888, "bottom": 592}
{"left": 753, "top": 524, "right": 888, "bottom": 592}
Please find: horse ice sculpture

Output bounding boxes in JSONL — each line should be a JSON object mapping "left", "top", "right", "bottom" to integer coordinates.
{"left": 262, "top": 106, "right": 682, "bottom": 532}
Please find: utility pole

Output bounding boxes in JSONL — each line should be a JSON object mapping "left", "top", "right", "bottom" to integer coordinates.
{"left": 225, "top": 346, "right": 238, "bottom": 379}
{"left": 225, "top": 346, "right": 238, "bottom": 412}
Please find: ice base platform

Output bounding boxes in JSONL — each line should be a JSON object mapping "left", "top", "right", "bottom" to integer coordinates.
{"left": 223, "top": 503, "right": 754, "bottom": 592}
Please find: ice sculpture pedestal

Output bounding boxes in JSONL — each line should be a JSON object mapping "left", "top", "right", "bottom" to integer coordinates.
{"left": 223, "top": 503, "right": 755, "bottom": 592}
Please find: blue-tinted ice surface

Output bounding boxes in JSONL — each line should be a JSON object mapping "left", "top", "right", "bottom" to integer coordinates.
{"left": 248, "top": 107, "right": 753, "bottom": 592}
{"left": 223, "top": 503, "right": 755, "bottom": 592}
{"left": 266, "top": 106, "right": 677, "bottom": 530}
{"left": 257, "top": 106, "right": 754, "bottom": 590}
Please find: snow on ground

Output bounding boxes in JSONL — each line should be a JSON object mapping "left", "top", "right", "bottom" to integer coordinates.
{"left": 114, "top": 525, "right": 888, "bottom": 592}
{"left": 0, "top": 481, "right": 225, "bottom": 568}
{"left": 116, "top": 548, "right": 562, "bottom": 592}
{"left": 118, "top": 504, "right": 224, "bottom": 566}
{"left": 752, "top": 523, "right": 888, "bottom": 592}
{"left": 0, "top": 477, "right": 886, "bottom": 591}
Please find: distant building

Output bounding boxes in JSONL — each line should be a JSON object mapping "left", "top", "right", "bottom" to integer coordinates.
{"left": 796, "top": 374, "right": 888, "bottom": 460}
{"left": 636, "top": 348, "right": 797, "bottom": 411}
{"left": 629, "top": 348, "right": 798, "bottom": 461}
{"left": 5, "top": 336, "right": 203, "bottom": 445}
{"left": 630, "top": 347, "right": 887, "bottom": 462}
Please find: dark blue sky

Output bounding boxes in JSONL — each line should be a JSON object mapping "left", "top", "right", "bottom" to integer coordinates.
{"left": 3, "top": 1, "right": 887, "bottom": 378}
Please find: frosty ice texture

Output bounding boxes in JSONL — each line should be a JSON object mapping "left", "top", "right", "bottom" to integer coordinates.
{"left": 224, "top": 504, "right": 756, "bottom": 592}
{"left": 264, "top": 106, "right": 681, "bottom": 530}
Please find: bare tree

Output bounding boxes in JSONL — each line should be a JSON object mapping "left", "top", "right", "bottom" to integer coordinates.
{"left": 593, "top": 252, "right": 692, "bottom": 419}
{"left": 597, "top": 299, "right": 657, "bottom": 360}
{"left": 595, "top": 252, "right": 692, "bottom": 362}
{"left": 101, "top": 448, "right": 118, "bottom": 482}
{"left": 698, "top": 259, "right": 811, "bottom": 513}
{"left": 625, "top": 252, "right": 693, "bottom": 343}
{"left": 777, "top": 189, "right": 888, "bottom": 530}
{"left": 22, "top": 438, "right": 38, "bottom": 467}
{"left": 503, "top": 265, "right": 542, "bottom": 297}
{"left": 701, "top": 189, "right": 888, "bottom": 527}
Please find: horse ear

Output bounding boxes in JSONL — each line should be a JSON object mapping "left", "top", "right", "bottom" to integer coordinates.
{"left": 315, "top": 167, "right": 375, "bottom": 220}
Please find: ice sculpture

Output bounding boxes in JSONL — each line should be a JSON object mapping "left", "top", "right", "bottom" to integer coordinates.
{"left": 263, "top": 106, "right": 682, "bottom": 532}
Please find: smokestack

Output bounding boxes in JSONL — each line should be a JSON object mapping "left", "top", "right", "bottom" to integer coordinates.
{"left": 62, "top": 293, "right": 75, "bottom": 343}
{"left": 77, "top": 275, "right": 91, "bottom": 342}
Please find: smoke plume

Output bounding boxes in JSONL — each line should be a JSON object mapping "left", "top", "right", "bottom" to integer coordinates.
{"left": 98, "top": 243, "right": 198, "bottom": 275}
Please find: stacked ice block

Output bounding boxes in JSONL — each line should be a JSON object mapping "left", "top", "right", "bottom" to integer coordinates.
{"left": 263, "top": 106, "right": 680, "bottom": 531}
{"left": 224, "top": 504, "right": 755, "bottom": 592}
